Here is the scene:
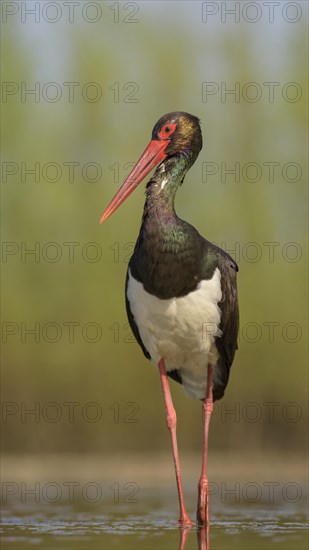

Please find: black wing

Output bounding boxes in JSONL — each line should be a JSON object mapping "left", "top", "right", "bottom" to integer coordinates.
{"left": 213, "top": 255, "right": 239, "bottom": 401}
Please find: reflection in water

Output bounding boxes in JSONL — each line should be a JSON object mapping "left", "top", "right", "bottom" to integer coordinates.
{"left": 179, "top": 523, "right": 209, "bottom": 550}
{"left": 179, "top": 524, "right": 192, "bottom": 550}
{"left": 197, "top": 524, "right": 210, "bottom": 550}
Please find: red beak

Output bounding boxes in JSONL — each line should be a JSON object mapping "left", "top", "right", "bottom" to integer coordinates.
{"left": 100, "top": 139, "right": 169, "bottom": 223}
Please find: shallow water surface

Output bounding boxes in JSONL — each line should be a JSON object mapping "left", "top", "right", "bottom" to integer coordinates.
{"left": 1, "top": 485, "right": 308, "bottom": 549}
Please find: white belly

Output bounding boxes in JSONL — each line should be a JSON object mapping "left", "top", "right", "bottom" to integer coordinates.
{"left": 127, "top": 268, "right": 222, "bottom": 399}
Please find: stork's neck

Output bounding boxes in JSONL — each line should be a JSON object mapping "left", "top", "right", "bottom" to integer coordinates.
{"left": 142, "top": 155, "right": 189, "bottom": 227}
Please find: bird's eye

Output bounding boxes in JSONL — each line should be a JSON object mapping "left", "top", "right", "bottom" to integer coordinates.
{"left": 158, "top": 123, "right": 177, "bottom": 140}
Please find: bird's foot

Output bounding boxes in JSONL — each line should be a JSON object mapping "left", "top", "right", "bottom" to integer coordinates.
{"left": 178, "top": 512, "right": 194, "bottom": 526}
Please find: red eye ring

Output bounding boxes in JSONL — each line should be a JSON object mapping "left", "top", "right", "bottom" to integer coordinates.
{"left": 158, "top": 122, "right": 177, "bottom": 140}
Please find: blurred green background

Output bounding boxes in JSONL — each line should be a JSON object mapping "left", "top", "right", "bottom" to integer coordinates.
{"left": 1, "top": 1, "right": 308, "bottom": 457}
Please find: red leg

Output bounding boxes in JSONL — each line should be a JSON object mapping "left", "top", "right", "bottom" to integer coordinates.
{"left": 158, "top": 358, "right": 192, "bottom": 525}
{"left": 197, "top": 364, "right": 213, "bottom": 526}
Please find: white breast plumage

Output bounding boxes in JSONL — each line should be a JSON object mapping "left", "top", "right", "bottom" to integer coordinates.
{"left": 126, "top": 267, "right": 222, "bottom": 399}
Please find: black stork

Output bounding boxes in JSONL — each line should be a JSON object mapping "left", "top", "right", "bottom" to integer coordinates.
{"left": 100, "top": 112, "right": 239, "bottom": 526}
